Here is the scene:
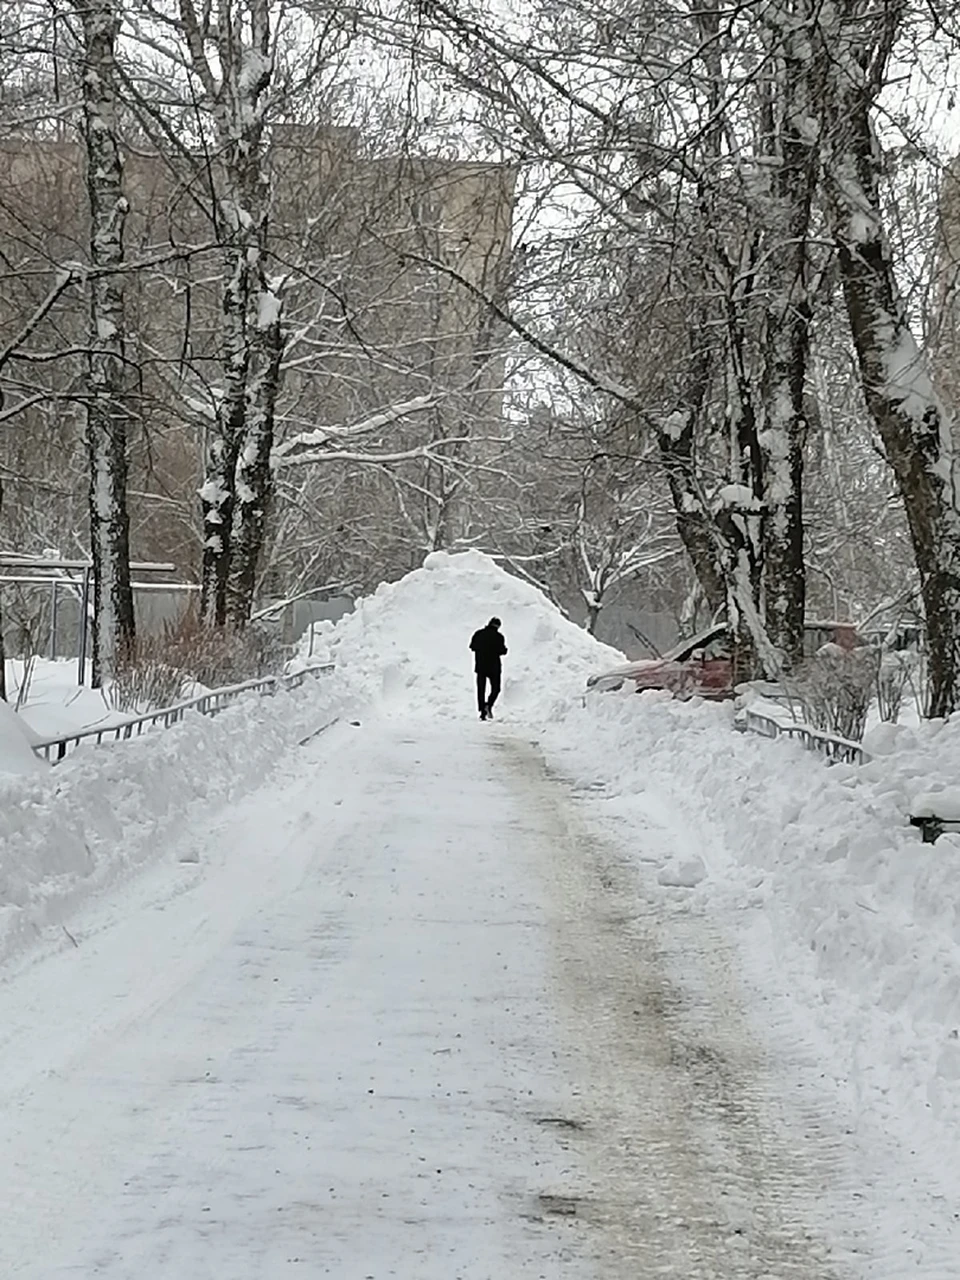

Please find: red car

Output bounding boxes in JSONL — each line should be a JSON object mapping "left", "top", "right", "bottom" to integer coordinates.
{"left": 586, "top": 621, "right": 863, "bottom": 700}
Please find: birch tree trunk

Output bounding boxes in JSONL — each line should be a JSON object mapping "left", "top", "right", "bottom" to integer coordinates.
{"left": 820, "top": 10, "right": 960, "bottom": 716}
{"left": 75, "top": 0, "right": 135, "bottom": 685}
{"left": 756, "top": 21, "right": 816, "bottom": 670}
{"left": 229, "top": 292, "right": 284, "bottom": 625}
{"left": 200, "top": 242, "right": 250, "bottom": 624}
{"left": 178, "top": 0, "right": 276, "bottom": 626}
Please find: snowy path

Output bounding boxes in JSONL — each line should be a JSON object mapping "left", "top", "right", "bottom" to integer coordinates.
{"left": 0, "top": 718, "right": 923, "bottom": 1276}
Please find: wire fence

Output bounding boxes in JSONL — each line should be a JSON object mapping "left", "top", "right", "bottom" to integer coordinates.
{"left": 32, "top": 663, "right": 335, "bottom": 764}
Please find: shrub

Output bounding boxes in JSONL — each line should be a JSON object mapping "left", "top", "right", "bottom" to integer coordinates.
{"left": 876, "top": 650, "right": 916, "bottom": 724}
{"left": 108, "top": 609, "right": 290, "bottom": 713}
{"left": 789, "top": 644, "right": 880, "bottom": 743}
{"left": 109, "top": 636, "right": 184, "bottom": 713}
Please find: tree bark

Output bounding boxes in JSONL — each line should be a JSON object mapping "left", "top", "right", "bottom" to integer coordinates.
{"left": 756, "top": 27, "right": 816, "bottom": 670}
{"left": 200, "top": 243, "right": 250, "bottom": 624}
{"left": 822, "top": 50, "right": 960, "bottom": 716}
{"left": 657, "top": 414, "right": 727, "bottom": 619}
{"left": 76, "top": 0, "right": 135, "bottom": 684}
{"left": 181, "top": 0, "right": 276, "bottom": 626}
{"left": 229, "top": 295, "right": 284, "bottom": 626}
{"left": 657, "top": 416, "right": 774, "bottom": 679}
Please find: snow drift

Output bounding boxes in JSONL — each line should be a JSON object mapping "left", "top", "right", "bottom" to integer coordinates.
{"left": 0, "top": 675, "right": 340, "bottom": 963}
{"left": 539, "top": 688, "right": 960, "bottom": 1186}
{"left": 0, "top": 698, "right": 47, "bottom": 777}
{"left": 303, "top": 549, "right": 623, "bottom": 718}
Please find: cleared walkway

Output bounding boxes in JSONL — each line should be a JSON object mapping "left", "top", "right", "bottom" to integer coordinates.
{"left": 0, "top": 718, "right": 888, "bottom": 1276}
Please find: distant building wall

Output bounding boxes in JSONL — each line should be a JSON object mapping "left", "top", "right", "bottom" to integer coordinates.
{"left": 0, "top": 129, "right": 516, "bottom": 593}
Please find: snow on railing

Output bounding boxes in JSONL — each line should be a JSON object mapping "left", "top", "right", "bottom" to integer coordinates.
{"left": 31, "top": 662, "right": 335, "bottom": 764}
{"left": 734, "top": 706, "right": 870, "bottom": 766}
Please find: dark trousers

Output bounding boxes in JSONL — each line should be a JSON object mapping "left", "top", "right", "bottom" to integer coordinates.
{"left": 476, "top": 666, "right": 501, "bottom": 713}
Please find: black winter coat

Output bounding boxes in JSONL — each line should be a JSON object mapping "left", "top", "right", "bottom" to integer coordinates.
{"left": 470, "top": 625, "right": 507, "bottom": 671}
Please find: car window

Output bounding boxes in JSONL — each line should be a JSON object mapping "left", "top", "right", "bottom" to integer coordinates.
{"left": 671, "top": 626, "right": 727, "bottom": 662}
{"left": 701, "top": 635, "right": 732, "bottom": 661}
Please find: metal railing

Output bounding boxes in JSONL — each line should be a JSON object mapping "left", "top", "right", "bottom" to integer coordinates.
{"left": 734, "top": 706, "right": 870, "bottom": 766}
{"left": 31, "top": 662, "right": 335, "bottom": 764}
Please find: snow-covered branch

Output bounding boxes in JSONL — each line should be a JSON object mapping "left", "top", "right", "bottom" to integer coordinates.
{"left": 273, "top": 396, "right": 439, "bottom": 464}
{"left": 276, "top": 437, "right": 473, "bottom": 471}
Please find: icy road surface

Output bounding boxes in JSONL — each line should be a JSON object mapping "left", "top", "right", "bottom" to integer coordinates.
{"left": 0, "top": 718, "right": 939, "bottom": 1277}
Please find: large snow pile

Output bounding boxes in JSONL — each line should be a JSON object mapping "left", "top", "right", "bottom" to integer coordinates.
{"left": 0, "top": 674, "right": 342, "bottom": 964}
{"left": 303, "top": 550, "right": 623, "bottom": 719}
{"left": 538, "top": 688, "right": 960, "bottom": 1171}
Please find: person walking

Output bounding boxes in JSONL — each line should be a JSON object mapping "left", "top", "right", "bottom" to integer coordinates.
{"left": 470, "top": 617, "right": 507, "bottom": 720}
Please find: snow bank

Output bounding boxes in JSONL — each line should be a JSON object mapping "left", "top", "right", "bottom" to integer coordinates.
{"left": 0, "top": 674, "right": 342, "bottom": 963}
{"left": 6, "top": 544, "right": 956, "bottom": 1183}
{"left": 304, "top": 550, "right": 623, "bottom": 719}
{"left": 4, "top": 657, "right": 145, "bottom": 740}
{"left": 539, "top": 689, "right": 960, "bottom": 1158}
{"left": 301, "top": 547, "right": 960, "bottom": 1155}
{"left": 0, "top": 699, "right": 47, "bottom": 776}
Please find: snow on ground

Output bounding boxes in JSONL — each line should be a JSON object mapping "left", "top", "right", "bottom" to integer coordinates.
{"left": 0, "top": 696, "right": 46, "bottom": 776}
{"left": 539, "top": 690, "right": 960, "bottom": 1239}
{"left": 303, "top": 549, "right": 623, "bottom": 717}
{"left": 3, "top": 657, "right": 134, "bottom": 740}
{"left": 2, "top": 549, "right": 960, "bottom": 1273}
{"left": 1, "top": 716, "right": 897, "bottom": 1279}
{"left": 0, "top": 670, "right": 344, "bottom": 965}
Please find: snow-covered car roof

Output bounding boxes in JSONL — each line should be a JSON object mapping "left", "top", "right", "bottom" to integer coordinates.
{"left": 585, "top": 657, "right": 666, "bottom": 691}
{"left": 664, "top": 624, "right": 727, "bottom": 662}
{"left": 585, "top": 624, "right": 729, "bottom": 692}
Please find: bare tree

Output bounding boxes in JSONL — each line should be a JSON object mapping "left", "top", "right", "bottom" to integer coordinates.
{"left": 171, "top": 0, "right": 280, "bottom": 625}
{"left": 573, "top": 469, "right": 679, "bottom": 635}
{"left": 818, "top": 0, "right": 960, "bottom": 715}
{"left": 73, "top": 0, "right": 135, "bottom": 682}
{"left": 376, "top": 0, "right": 828, "bottom": 675}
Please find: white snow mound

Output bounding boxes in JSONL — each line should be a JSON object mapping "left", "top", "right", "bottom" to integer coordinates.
{"left": 0, "top": 676, "right": 342, "bottom": 965}
{"left": 305, "top": 550, "right": 624, "bottom": 719}
{"left": 657, "top": 854, "right": 707, "bottom": 888}
{"left": 0, "top": 699, "right": 46, "bottom": 776}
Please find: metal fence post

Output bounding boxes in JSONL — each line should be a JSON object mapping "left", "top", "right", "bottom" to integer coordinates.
{"left": 50, "top": 579, "right": 58, "bottom": 659}
{"left": 77, "top": 566, "right": 91, "bottom": 685}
